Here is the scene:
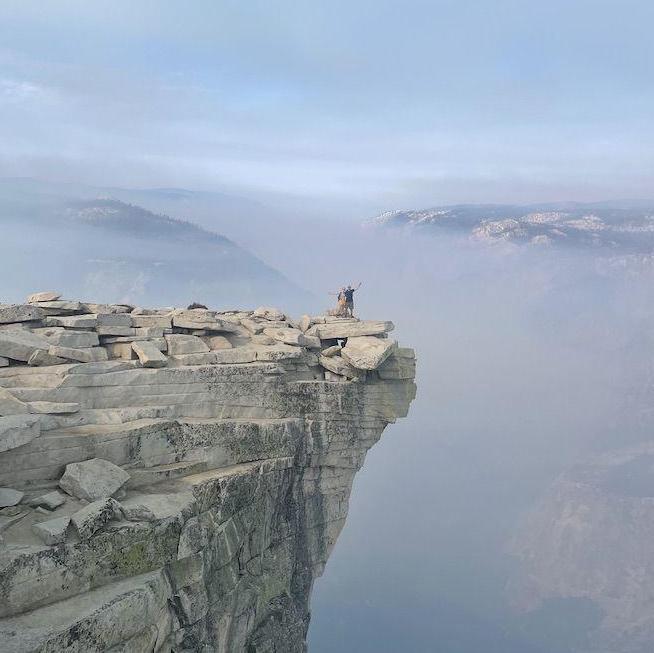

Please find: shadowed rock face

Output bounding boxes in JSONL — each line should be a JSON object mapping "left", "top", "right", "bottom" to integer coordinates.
{"left": 0, "top": 299, "right": 415, "bottom": 652}
{"left": 508, "top": 442, "right": 654, "bottom": 653}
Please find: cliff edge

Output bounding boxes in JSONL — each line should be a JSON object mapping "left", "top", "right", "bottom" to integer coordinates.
{"left": 0, "top": 295, "right": 416, "bottom": 652}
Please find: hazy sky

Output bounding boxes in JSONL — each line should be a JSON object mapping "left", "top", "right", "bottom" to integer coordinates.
{"left": 0, "top": 0, "right": 652, "bottom": 212}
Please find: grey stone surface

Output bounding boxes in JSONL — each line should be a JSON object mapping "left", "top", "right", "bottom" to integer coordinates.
{"left": 0, "top": 487, "right": 24, "bottom": 507}
{"left": 27, "top": 490, "right": 66, "bottom": 510}
{"left": 48, "top": 345, "right": 108, "bottom": 363}
{"left": 165, "top": 334, "right": 209, "bottom": 355}
{"left": 59, "top": 458, "right": 131, "bottom": 501}
{"left": 27, "top": 349, "right": 68, "bottom": 366}
{"left": 341, "top": 335, "right": 397, "bottom": 370}
{"left": 28, "top": 401, "right": 80, "bottom": 414}
{"left": 71, "top": 497, "right": 121, "bottom": 539}
{"left": 309, "top": 319, "right": 394, "bottom": 339}
{"left": 0, "top": 388, "right": 29, "bottom": 416}
{"left": 131, "top": 341, "right": 167, "bottom": 368}
{"left": 0, "top": 330, "right": 50, "bottom": 362}
{"left": 32, "top": 516, "right": 70, "bottom": 545}
{"left": 0, "top": 305, "right": 45, "bottom": 324}
{"left": 27, "top": 292, "right": 61, "bottom": 303}
{"left": 0, "top": 414, "right": 40, "bottom": 452}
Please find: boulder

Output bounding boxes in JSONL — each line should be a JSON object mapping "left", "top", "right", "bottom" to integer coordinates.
{"left": 298, "top": 315, "right": 311, "bottom": 332}
{"left": 0, "top": 414, "right": 41, "bottom": 452}
{"left": 27, "top": 291, "right": 61, "bottom": 303}
{"left": 27, "top": 490, "right": 66, "bottom": 510}
{"left": 253, "top": 306, "right": 286, "bottom": 321}
{"left": 48, "top": 345, "right": 108, "bottom": 363}
{"left": 321, "top": 345, "right": 341, "bottom": 357}
{"left": 201, "top": 335, "right": 233, "bottom": 350}
{"left": 0, "top": 304, "right": 45, "bottom": 324}
{"left": 32, "top": 516, "right": 70, "bottom": 545}
{"left": 0, "top": 330, "right": 50, "bottom": 361}
{"left": 165, "top": 334, "right": 209, "bottom": 355}
{"left": 377, "top": 348, "right": 416, "bottom": 380}
{"left": 0, "top": 488, "right": 24, "bottom": 507}
{"left": 310, "top": 320, "right": 394, "bottom": 340}
{"left": 59, "top": 458, "right": 130, "bottom": 502}
{"left": 70, "top": 497, "right": 121, "bottom": 539}
{"left": 131, "top": 341, "right": 168, "bottom": 368}
{"left": 263, "top": 327, "right": 310, "bottom": 347}
{"left": 27, "top": 349, "right": 68, "bottom": 366}
{"left": 318, "top": 354, "right": 361, "bottom": 379}
{"left": 249, "top": 334, "right": 276, "bottom": 345}
{"left": 341, "top": 336, "right": 397, "bottom": 370}
{"left": 0, "top": 388, "right": 29, "bottom": 416}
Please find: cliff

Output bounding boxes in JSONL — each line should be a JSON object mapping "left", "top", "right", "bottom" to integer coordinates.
{"left": 0, "top": 295, "right": 416, "bottom": 652}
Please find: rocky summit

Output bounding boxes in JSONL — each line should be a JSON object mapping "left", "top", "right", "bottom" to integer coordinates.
{"left": 0, "top": 294, "right": 416, "bottom": 652}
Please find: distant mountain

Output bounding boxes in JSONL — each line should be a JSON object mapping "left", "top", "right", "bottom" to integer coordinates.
{"left": 0, "top": 181, "right": 310, "bottom": 311}
{"left": 368, "top": 202, "right": 654, "bottom": 252}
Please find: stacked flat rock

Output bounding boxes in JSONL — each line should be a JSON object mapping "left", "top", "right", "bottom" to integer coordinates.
{"left": 0, "top": 293, "right": 417, "bottom": 653}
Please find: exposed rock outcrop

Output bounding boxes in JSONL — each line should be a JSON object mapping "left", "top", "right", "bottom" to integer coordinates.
{"left": 0, "top": 295, "right": 416, "bottom": 652}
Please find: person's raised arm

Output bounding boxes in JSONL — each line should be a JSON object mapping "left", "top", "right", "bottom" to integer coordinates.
{"left": 355, "top": 282, "right": 362, "bottom": 290}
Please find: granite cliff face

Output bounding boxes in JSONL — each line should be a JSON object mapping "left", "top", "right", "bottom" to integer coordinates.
{"left": 0, "top": 296, "right": 416, "bottom": 652}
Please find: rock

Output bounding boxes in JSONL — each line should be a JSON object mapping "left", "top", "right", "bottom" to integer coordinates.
{"left": 341, "top": 336, "right": 397, "bottom": 370}
{"left": 0, "top": 488, "right": 24, "bottom": 508}
{"left": 263, "top": 327, "right": 311, "bottom": 347}
{"left": 31, "top": 301, "right": 85, "bottom": 315}
{"left": 28, "top": 401, "right": 80, "bottom": 414}
{"left": 249, "top": 334, "right": 276, "bottom": 345}
{"left": 27, "top": 349, "right": 68, "bottom": 366}
{"left": 0, "top": 511, "right": 28, "bottom": 533}
{"left": 168, "top": 352, "right": 219, "bottom": 366}
{"left": 65, "top": 360, "right": 136, "bottom": 374}
{"left": 240, "top": 318, "right": 266, "bottom": 334}
{"left": 253, "top": 306, "right": 286, "bottom": 321}
{"left": 0, "top": 414, "right": 41, "bottom": 452}
{"left": 59, "top": 458, "right": 131, "bottom": 502}
{"left": 165, "top": 334, "right": 210, "bottom": 355}
{"left": 38, "top": 329, "right": 99, "bottom": 348}
{"left": 132, "top": 341, "right": 168, "bottom": 368}
{"left": 32, "top": 516, "right": 70, "bottom": 545}
{"left": 0, "top": 304, "right": 45, "bottom": 324}
{"left": 321, "top": 345, "right": 341, "bottom": 357}
{"left": 0, "top": 357, "right": 7, "bottom": 367}
{"left": 318, "top": 354, "right": 361, "bottom": 379}
{"left": 298, "top": 315, "right": 311, "bottom": 332}
{"left": 27, "top": 491, "right": 66, "bottom": 510}
{"left": 97, "top": 313, "right": 133, "bottom": 327}
{"left": 0, "top": 389, "right": 29, "bottom": 416}
{"left": 27, "top": 291, "right": 61, "bottom": 303}
{"left": 378, "top": 348, "right": 416, "bottom": 379}
{"left": 120, "top": 492, "right": 195, "bottom": 522}
{"left": 324, "top": 370, "right": 346, "bottom": 382}
{"left": 95, "top": 326, "right": 135, "bottom": 336}
{"left": 130, "top": 315, "right": 172, "bottom": 328}
{"left": 45, "top": 314, "right": 98, "bottom": 329}
{"left": 48, "top": 345, "right": 108, "bottom": 363}
{"left": 70, "top": 497, "right": 121, "bottom": 539}
{"left": 0, "top": 330, "right": 50, "bottom": 361}
{"left": 171, "top": 310, "right": 240, "bottom": 332}
{"left": 310, "top": 320, "right": 394, "bottom": 340}
{"left": 201, "top": 335, "right": 233, "bottom": 350}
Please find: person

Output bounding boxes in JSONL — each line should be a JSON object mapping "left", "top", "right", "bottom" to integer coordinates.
{"left": 343, "top": 282, "right": 361, "bottom": 317}
{"left": 328, "top": 287, "right": 348, "bottom": 316}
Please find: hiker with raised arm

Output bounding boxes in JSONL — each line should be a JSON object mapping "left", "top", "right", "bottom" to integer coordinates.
{"left": 343, "top": 282, "right": 361, "bottom": 317}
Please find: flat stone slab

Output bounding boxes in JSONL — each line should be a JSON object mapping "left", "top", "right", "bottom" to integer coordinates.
{"left": 0, "top": 487, "right": 24, "bottom": 507}
{"left": 132, "top": 341, "right": 167, "bottom": 368}
{"left": 0, "top": 304, "right": 45, "bottom": 324}
{"left": 27, "top": 490, "right": 66, "bottom": 510}
{"left": 319, "top": 354, "right": 361, "bottom": 379}
{"left": 38, "top": 329, "right": 99, "bottom": 348}
{"left": 32, "top": 515, "right": 70, "bottom": 545}
{"left": 45, "top": 314, "right": 98, "bottom": 329}
{"left": 310, "top": 320, "right": 394, "bottom": 340}
{"left": 27, "top": 349, "right": 68, "bottom": 366}
{"left": 0, "top": 388, "right": 29, "bottom": 416}
{"left": 0, "top": 330, "right": 50, "bottom": 362}
{"left": 70, "top": 497, "right": 120, "bottom": 539}
{"left": 28, "top": 401, "right": 80, "bottom": 414}
{"left": 49, "top": 345, "right": 108, "bottom": 363}
{"left": 165, "top": 334, "right": 209, "bottom": 355}
{"left": 0, "top": 414, "right": 41, "bottom": 452}
{"left": 341, "top": 335, "right": 397, "bottom": 370}
{"left": 120, "top": 492, "right": 195, "bottom": 522}
{"left": 59, "top": 458, "right": 130, "bottom": 502}
{"left": 27, "top": 291, "right": 61, "bottom": 303}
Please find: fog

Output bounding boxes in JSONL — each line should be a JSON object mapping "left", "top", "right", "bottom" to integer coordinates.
{"left": 253, "top": 225, "right": 653, "bottom": 652}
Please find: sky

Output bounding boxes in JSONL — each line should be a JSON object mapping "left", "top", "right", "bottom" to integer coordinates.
{"left": 0, "top": 0, "right": 653, "bottom": 215}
